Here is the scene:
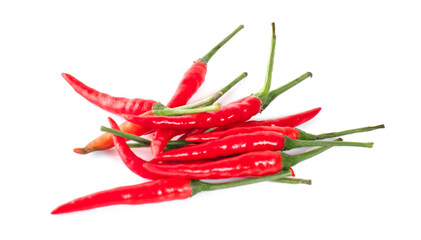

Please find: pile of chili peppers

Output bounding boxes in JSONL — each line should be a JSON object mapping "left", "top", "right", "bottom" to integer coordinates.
{"left": 52, "top": 23, "right": 384, "bottom": 214}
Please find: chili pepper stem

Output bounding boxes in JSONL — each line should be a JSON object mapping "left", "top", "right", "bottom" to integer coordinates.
{"left": 261, "top": 72, "right": 313, "bottom": 111}
{"left": 271, "top": 178, "right": 312, "bottom": 185}
{"left": 153, "top": 72, "right": 247, "bottom": 115}
{"left": 298, "top": 124, "right": 385, "bottom": 140}
{"left": 254, "top": 22, "right": 276, "bottom": 104}
{"left": 152, "top": 103, "right": 221, "bottom": 116}
{"left": 198, "top": 25, "right": 244, "bottom": 64}
{"left": 190, "top": 169, "right": 293, "bottom": 195}
{"left": 280, "top": 140, "right": 341, "bottom": 169}
{"left": 202, "top": 72, "right": 247, "bottom": 107}
{"left": 283, "top": 135, "right": 373, "bottom": 150}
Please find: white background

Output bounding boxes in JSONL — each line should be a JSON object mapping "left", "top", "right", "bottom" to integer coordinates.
{"left": 1, "top": 0, "right": 420, "bottom": 239}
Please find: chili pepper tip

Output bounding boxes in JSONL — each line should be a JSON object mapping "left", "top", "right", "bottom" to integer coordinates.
{"left": 73, "top": 147, "right": 90, "bottom": 154}
{"left": 289, "top": 168, "right": 295, "bottom": 177}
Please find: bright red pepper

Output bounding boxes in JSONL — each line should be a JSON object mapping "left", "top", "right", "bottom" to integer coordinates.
{"left": 51, "top": 178, "right": 192, "bottom": 214}
{"left": 185, "top": 124, "right": 384, "bottom": 143}
{"left": 154, "top": 131, "right": 373, "bottom": 162}
{"left": 51, "top": 170, "right": 296, "bottom": 214}
{"left": 108, "top": 117, "right": 159, "bottom": 179}
{"left": 126, "top": 96, "right": 263, "bottom": 130}
{"left": 212, "top": 107, "right": 322, "bottom": 132}
{"left": 151, "top": 25, "right": 244, "bottom": 157}
{"left": 144, "top": 146, "right": 330, "bottom": 179}
{"left": 62, "top": 73, "right": 157, "bottom": 115}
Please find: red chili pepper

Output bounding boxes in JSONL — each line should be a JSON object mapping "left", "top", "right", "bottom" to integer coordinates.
{"left": 154, "top": 131, "right": 373, "bottom": 162}
{"left": 108, "top": 117, "right": 159, "bottom": 179}
{"left": 126, "top": 95, "right": 264, "bottom": 131}
{"left": 151, "top": 25, "right": 245, "bottom": 157}
{"left": 73, "top": 25, "right": 244, "bottom": 154}
{"left": 51, "top": 170, "right": 295, "bottom": 214}
{"left": 212, "top": 107, "right": 322, "bottom": 132}
{"left": 185, "top": 124, "right": 384, "bottom": 143}
{"left": 62, "top": 73, "right": 157, "bottom": 115}
{"left": 51, "top": 178, "right": 192, "bottom": 214}
{"left": 144, "top": 145, "right": 331, "bottom": 179}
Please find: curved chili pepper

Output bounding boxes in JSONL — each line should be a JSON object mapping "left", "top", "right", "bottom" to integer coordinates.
{"left": 185, "top": 124, "right": 385, "bottom": 143}
{"left": 144, "top": 146, "right": 331, "bottom": 179}
{"left": 51, "top": 178, "right": 192, "bottom": 214}
{"left": 73, "top": 25, "right": 244, "bottom": 154}
{"left": 108, "top": 117, "right": 159, "bottom": 179}
{"left": 127, "top": 95, "right": 263, "bottom": 130}
{"left": 151, "top": 25, "right": 245, "bottom": 157}
{"left": 62, "top": 73, "right": 157, "bottom": 115}
{"left": 51, "top": 170, "right": 294, "bottom": 214}
{"left": 154, "top": 131, "right": 373, "bottom": 162}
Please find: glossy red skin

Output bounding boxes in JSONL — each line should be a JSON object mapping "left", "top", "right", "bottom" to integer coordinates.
{"left": 124, "top": 96, "right": 262, "bottom": 130}
{"left": 151, "top": 61, "right": 207, "bottom": 157}
{"left": 108, "top": 117, "right": 160, "bottom": 179}
{"left": 51, "top": 178, "right": 192, "bottom": 214}
{"left": 144, "top": 150, "right": 282, "bottom": 179}
{"left": 62, "top": 73, "right": 156, "bottom": 115}
{"left": 155, "top": 131, "right": 286, "bottom": 162}
{"left": 166, "top": 61, "right": 207, "bottom": 108}
{"left": 212, "top": 107, "right": 321, "bottom": 132}
{"left": 186, "top": 126, "right": 299, "bottom": 143}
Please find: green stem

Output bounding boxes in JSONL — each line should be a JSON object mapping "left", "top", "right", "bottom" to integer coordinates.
{"left": 171, "top": 72, "right": 247, "bottom": 110}
{"left": 253, "top": 22, "right": 276, "bottom": 104}
{"left": 260, "top": 72, "right": 312, "bottom": 111}
{"left": 202, "top": 72, "right": 247, "bottom": 107}
{"left": 127, "top": 143, "right": 149, "bottom": 148}
{"left": 298, "top": 124, "right": 385, "bottom": 140}
{"left": 101, "top": 126, "right": 151, "bottom": 145}
{"left": 100, "top": 126, "right": 189, "bottom": 148}
{"left": 192, "top": 169, "right": 292, "bottom": 194}
{"left": 271, "top": 178, "right": 312, "bottom": 185}
{"left": 198, "top": 25, "right": 244, "bottom": 64}
{"left": 153, "top": 103, "right": 221, "bottom": 116}
{"left": 282, "top": 135, "right": 373, "bottom": 150}
{"left": 280, "top": 143, "right": 337, "bottom": 170}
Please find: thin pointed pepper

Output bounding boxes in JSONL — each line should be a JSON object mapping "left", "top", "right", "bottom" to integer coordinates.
{"left": 124, "top": 24, "right": 314, "bottom": 131}
{"left": 61, "top": 73, "right": 157, "bottom": 115}
{"left": 108, "top": 117, "right": 159, "bottom": 179}
{"left": 144, "top": 145, "right": 333, "bottom": 179}
{"left": 211, "top": 107, "right": 322, "bottom": 132}
{"left": 51, "top": 169, "right": 294, "bottom": 214}
{"left": 73, "top": 25, "right": 244, "bottom": 154}
{"left": 154, "top": 131, "right": 373, "bottom": 162}
{"left": 185, "top": 124, "right": 385, "bottom": 142}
